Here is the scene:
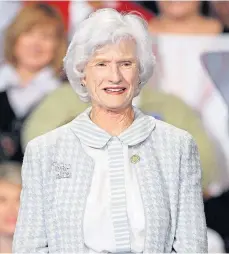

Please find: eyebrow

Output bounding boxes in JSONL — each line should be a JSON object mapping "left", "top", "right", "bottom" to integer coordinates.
{"left": 93, "top": 58, "right": 137, "bottom": 63}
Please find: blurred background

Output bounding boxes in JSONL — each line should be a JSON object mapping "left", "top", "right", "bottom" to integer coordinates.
{"left": 0, "top": 0, "right": 229, "bottom": 253}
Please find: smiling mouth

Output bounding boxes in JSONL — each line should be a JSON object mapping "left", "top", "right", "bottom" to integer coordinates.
{"left": 103, "top": 87, "right": 126, "bottom": 93}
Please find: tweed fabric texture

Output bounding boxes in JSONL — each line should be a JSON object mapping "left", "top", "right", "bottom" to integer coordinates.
{"left": 13, "top": 107, "right": 207, "bottom": 253}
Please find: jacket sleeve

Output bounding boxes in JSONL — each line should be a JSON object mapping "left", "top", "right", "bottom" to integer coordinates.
{"left": 172, "top": 133, "right": 208, "bottom": 253}
{"left": 12, "top": 141, "right": 48, "bottom": 253}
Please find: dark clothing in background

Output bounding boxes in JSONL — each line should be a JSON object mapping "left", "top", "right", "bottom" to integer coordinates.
{"left": 0, "top": 91, "right": 24, "bottom": 162}
{"left": 136, "top": 1, "right": 211, "bottom": 16}
{"left": 222, "top": 26, "right": 229, "bottom": 33}
{"left": 204, "top": 191, "right": 229, "bottom": 252}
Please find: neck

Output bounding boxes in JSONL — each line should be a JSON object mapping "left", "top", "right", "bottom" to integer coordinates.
{"left": 0, "top": 234, "right": 13, "bottom": 253}
{"left": 160, "top": 12, "right": 202, "bottom": 24}
{"left": 90, "top": 105, "right": 135, "bottom": 136}
{"left": 158, "top": 13, "right": 205, "bottom": 32}
{"left": 16, "top": 66, "right": 41, "bottom": 87}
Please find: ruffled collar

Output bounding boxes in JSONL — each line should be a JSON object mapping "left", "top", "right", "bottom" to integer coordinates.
{"left": 70, "top": 106, "right": 156, "bottom": 148}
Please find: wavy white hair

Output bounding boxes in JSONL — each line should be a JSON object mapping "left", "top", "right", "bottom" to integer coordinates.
{"left": 63, "top": 8, "right": 156, "bottom": 102}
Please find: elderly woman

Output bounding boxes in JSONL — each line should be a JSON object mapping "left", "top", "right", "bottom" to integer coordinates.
{"left": 13, "top": 8, "right": 207, "bottom": 253}
{"left": 0, "top": 162, "right": 21, "bottom": 253}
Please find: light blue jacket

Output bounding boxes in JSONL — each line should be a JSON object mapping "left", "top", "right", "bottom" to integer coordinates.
{"left": 13, "top": 107, "right": 207, "bottom": 253}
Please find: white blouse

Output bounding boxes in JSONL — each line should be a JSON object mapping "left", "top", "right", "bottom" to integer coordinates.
{"left": 83, "top": 142, "right": 145, "bottom": 253}
{"left": 0, "top": 64, "right": 60, "bottom": 118}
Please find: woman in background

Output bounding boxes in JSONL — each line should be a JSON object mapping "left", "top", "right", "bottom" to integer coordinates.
{"left": 0, "top": 162, "right": 21, "bottom": 253}
{"left": 147, "top": 0, "right": 226, "bottom": 109}
{"left": 0, "top": 3, "right": 66, "bottom": 162}
{"left": 147, "top": 1, "right": 228, "bottom": 251}
{"left": 148, "top": 1, "right": 223, "bottom": 34}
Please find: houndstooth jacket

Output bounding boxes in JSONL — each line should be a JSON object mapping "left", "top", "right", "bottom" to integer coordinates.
{"left": 13, "top": 107, "right": 207, "bottom": 253}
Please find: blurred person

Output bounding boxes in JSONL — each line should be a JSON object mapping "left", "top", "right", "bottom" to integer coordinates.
{"left": 200, "top": 51, "right": 229, "bottom": 190}
{"left": 210, "top": 1, "right": 229, "bottom": 32}
{"left": 149, "top": 0, "right": 224, "bottom": 35}
{"left": 0, "top": 3, "right": 67, "bottom": 163}
{"left": 138, "top": 0, "right": 210, "bottom": 21}
{"left": 13, "top": 8, "right": 207, "bottom": 253}
{"left": 148, "top": 1, "right": 223, "bottom": 34}
{"left": 204, "top": 189, "right": 229, "bottom": 252}
{"left": 23, "top": 0, "right": 154, "bottom": 41}
{"left": 147, "top": 0, "right": 227, "bottom": 109}
{"left": 145, "top": 1, "right": 229, "bottom": 194}
{"left": 147, "top": 3, "right": 229, "bottom": 250}
{"left": 201, "top": 51, "right": 229, "bottom": 252}
{"left": 0, "top": 162, "right": 21, "bottom": 253}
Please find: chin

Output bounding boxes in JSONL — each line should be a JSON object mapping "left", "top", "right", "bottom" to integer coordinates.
{"left": 0, "top": 228, "right": 15, "bottom": 237}
{"left": 104, "top": 103, "right": 132, "bottom": 111}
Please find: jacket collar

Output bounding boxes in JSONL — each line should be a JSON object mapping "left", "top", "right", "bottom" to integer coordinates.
{"left": 70, "top": 106, "right": 156, "bottom": 148}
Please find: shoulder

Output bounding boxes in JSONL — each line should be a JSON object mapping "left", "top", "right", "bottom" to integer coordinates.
{"left": 24, "top": 107, "right": 90, "bottom": 152}
{"left": 148, "top": 18, "right": 162, "bottom": 34}
{"left": 201, "top": 17, "right": 223, "bottom": 34}
{"left": 152, "top": 119, "right": 194, "bottom": 146}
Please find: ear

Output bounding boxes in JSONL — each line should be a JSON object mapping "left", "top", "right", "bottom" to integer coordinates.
{"left": 134, "top": 80, "right": 141, "bottom": 96}
{"left": 80, "top": 76, "right": 86, "bottom": 86}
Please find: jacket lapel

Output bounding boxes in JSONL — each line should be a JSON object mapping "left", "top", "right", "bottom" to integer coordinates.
{"left": 56, "top": 107, "right": 167, "bottom": 252}
{"left": 130, "top": 137, "right": 171, "bottom": 253}
{"left": 50, "top": 128, "right": 94, "bottom": 252}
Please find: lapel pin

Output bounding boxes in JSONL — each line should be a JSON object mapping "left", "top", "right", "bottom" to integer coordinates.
{"left": 130, "top": 154, "right": 140, "bottom": 164}
{"left": 53, "top": 162, "right": 71, "bottom": 179}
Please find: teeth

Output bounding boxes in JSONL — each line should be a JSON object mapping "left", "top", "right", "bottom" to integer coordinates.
{"left": 106, "top": 88, "right": 124, "bottom": 92}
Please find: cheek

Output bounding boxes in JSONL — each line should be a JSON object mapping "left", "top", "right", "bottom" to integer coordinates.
{"left": 41, "top": 41, "right": 56, "bottom": 59}
{"left": 123, "top": 70, "right": 139, "bottom": 86}
{"left": 46, "top": 40, "right": 56, "bottom": 52}
{"left": 0, "top": 204, "right": 7, "bottom": 218}
{"left": 86, "top": 71, "right": 105, "bottom": 90}
{"left": 16, "top": 35, "right": 34, "bottom": 50}
{"left": 91, "top": 79, "right": 103, "bottom": 96}
{"left": 14, "top": 40, "right": 26, "bottom": 57}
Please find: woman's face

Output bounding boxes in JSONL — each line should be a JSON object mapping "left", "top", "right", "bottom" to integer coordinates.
{"left": 14, "top": 24, "right": 58, "bottom": 72}
{"left": 157, "top": 1, "right": 201, "bottom": 20}
{"left": 82, "top": 39, "right": 140, "bottom": 111}
{"left": 0, "top": 180, "right": 21, "bottom": 236}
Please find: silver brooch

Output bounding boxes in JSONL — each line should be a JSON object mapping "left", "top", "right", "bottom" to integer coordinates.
{"left": 52, "top": 162, "right": 71, "bottom": 179}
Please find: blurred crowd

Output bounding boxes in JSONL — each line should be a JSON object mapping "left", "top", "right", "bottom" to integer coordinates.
{"left": 1, "top": 1, "right": 229, "bottom": 253}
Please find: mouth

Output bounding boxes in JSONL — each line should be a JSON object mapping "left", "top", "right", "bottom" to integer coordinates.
{"left": 103, "top": 87, "right": 127, "bottom": 95}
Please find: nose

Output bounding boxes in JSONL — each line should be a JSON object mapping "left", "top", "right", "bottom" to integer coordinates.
{"left": 108, "top": 65, "right": 122, "bottom": 85}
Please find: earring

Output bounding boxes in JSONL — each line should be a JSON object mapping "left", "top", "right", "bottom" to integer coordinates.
{"left": 81, "top": 83, "right": 85, "bottom": 87}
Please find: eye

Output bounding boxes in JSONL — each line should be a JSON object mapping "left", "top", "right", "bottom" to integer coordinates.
{"left": 121, "top": 61, "right": 132, "bottom": 67}
{"left": 96, "top": 62, "right": 107, "bottom": 67}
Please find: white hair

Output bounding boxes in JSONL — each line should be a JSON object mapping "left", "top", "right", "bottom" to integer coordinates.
{"left": 63, "top": 8, "right": 156, "bottom": 102}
